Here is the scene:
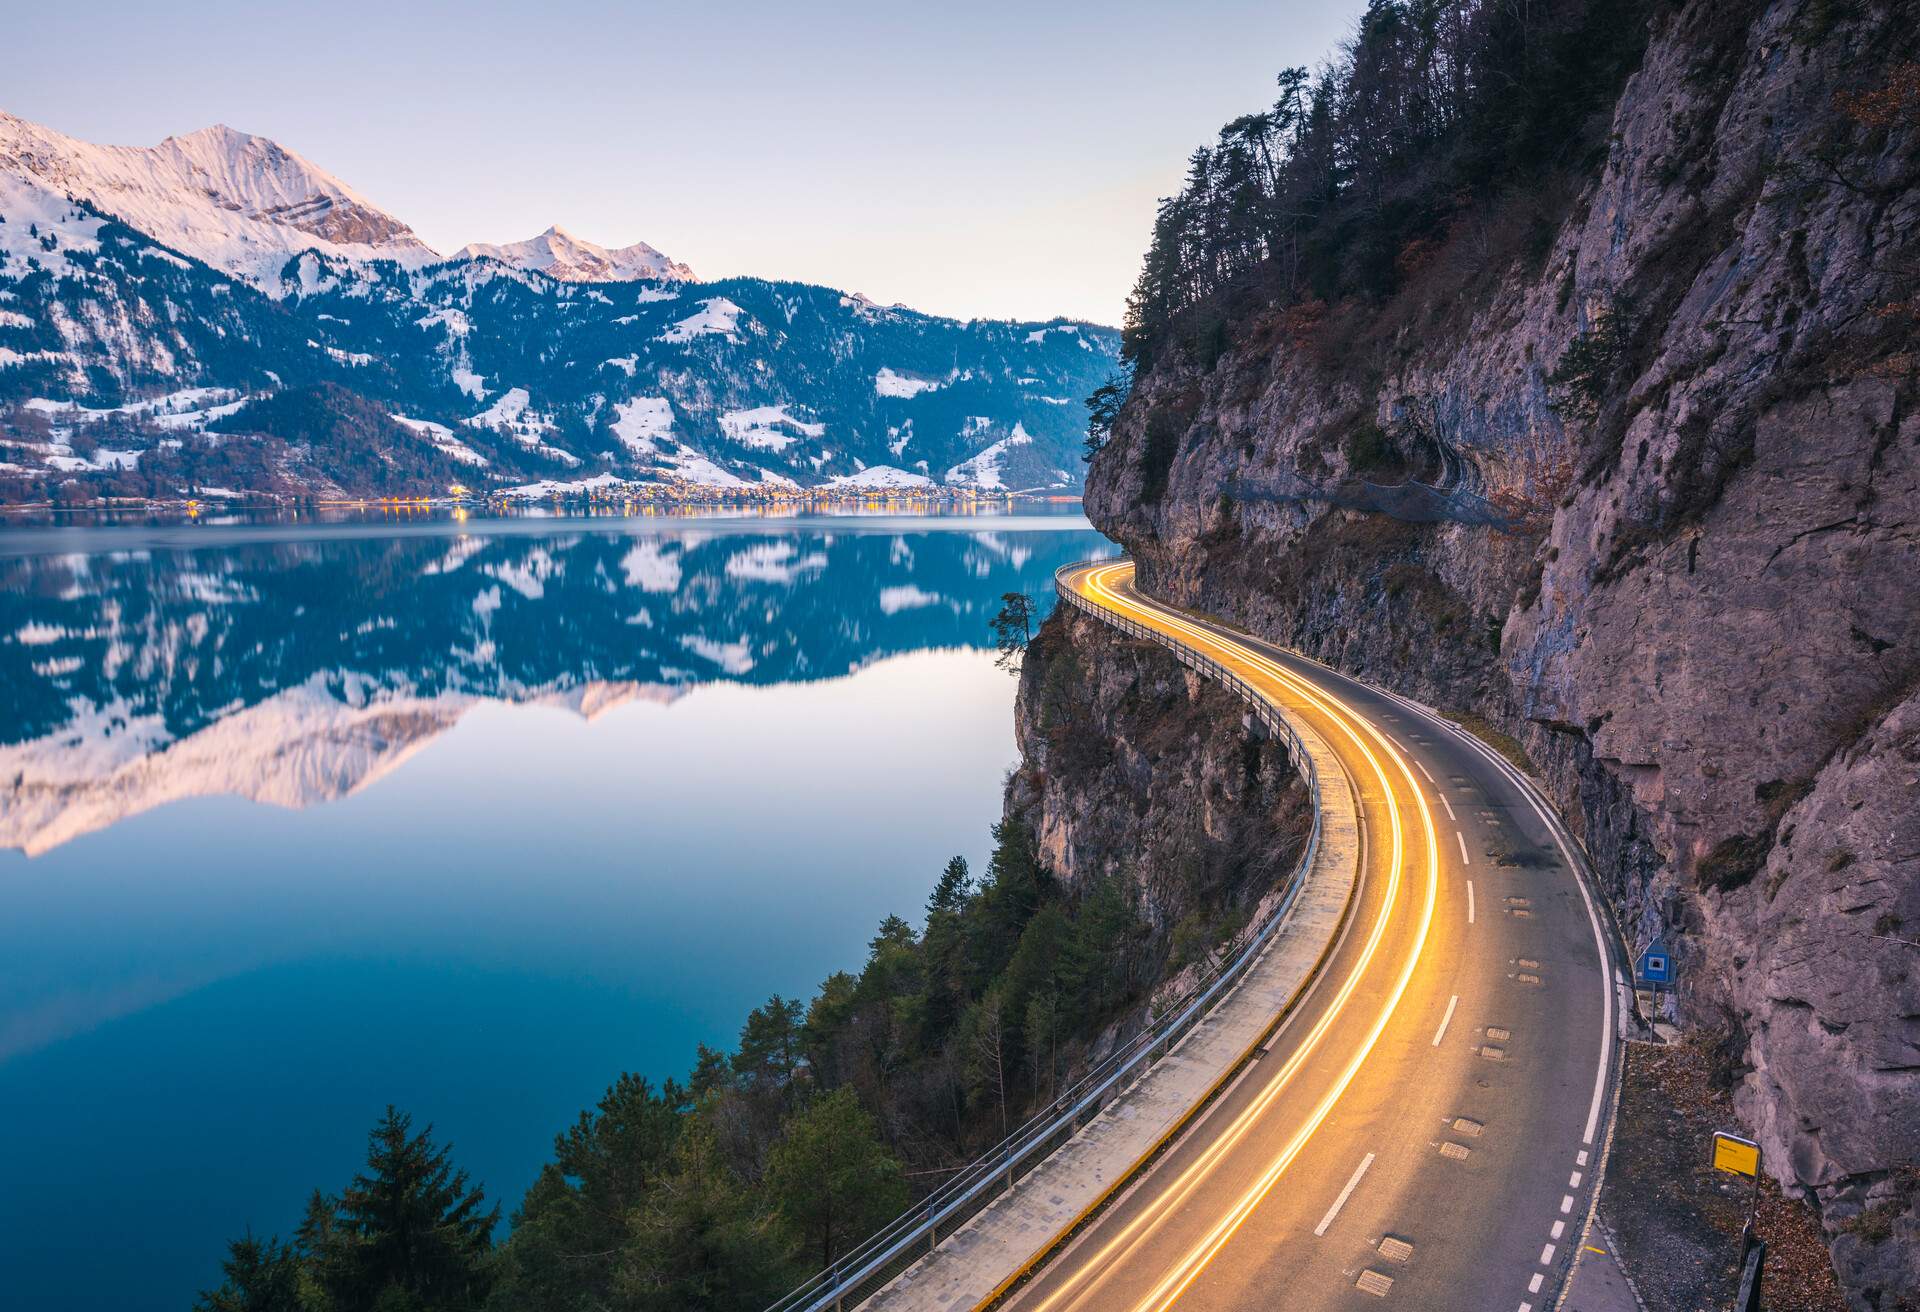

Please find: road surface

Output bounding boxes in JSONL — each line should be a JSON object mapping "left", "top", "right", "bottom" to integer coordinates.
{"left": 1012, "top": 561, "right": 1622, "bottom": 1312}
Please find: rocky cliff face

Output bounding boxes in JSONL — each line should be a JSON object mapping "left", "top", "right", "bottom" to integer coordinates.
{"left": 1008, "top": 605, "right": 1310, "bottom": 956}
{"left": 1082, "top": 0, "right": 1918, "bottom": 1302}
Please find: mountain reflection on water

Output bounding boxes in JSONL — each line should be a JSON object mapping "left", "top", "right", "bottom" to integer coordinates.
{"left": 0, "top": 517, "right": 1113, "bottom": 855}
{"left": 0, "top": 512, "right": 1113, "bottom": 1312}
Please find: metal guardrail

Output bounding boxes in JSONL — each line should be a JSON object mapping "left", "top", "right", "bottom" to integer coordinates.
{"left": 764, "top": 559, "right": 1323, "bottom": 1312}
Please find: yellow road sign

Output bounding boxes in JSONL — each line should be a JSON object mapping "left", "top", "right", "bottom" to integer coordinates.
{"left": 1713, "top": 1132, "right": 1760, "bottom": 1177}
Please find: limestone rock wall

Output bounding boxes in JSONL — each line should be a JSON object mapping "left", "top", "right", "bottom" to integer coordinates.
{"left": 1007, "top": 605, "right": 1310, "bottom": 938}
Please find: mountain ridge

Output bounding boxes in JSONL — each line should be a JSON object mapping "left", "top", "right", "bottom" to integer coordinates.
{"left": 0, "top": 109, "right": 1117, "bottom": 500}
{"left": 458, "top": 225, "right": 695, "bottom": 283}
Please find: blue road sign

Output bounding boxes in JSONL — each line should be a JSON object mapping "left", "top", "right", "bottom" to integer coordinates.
{"left": 1638, "top": 941, "right": 1675, "bottom": 987}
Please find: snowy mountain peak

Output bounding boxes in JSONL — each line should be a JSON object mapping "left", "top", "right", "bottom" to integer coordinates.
{"left": 0, "top": 109, "right": 695, "bottom": 291}
{"left": 459, "top": 225, "right": 695, "bottom": 283}
{"left": 0, "top": 108, "right": 434, "bottom": 286}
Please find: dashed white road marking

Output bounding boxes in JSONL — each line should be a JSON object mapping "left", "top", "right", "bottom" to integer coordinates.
{"left": 1376, "top": 684, "right": 1616, "bottom": 1150}
{"left": 1560, "top": 1195, "right": 1575, "bottom": 1214}
{"left": 1467, "top": 881, "right": 1476, "bottom": 924}
{"left": 1456, "top": 831, "right": 1471, "bottom": 865}
{"left": 1314, "top": 1153, "right": 1376, "bottom": 1237}
{"left": 1540, "top": 1243, "right": 1557, "bottom": 1264}
{"left": 1415, "top": 760, "right": 1436, "bottom": 784}
{"left": 1577, "top": 1150, "right": 1589, "bottom": 1167}
{"left": 1570, "top": 1170, "right": 1584, "bottom": 1188}
{"left": 1551, "top": 1220, "right": 1566, "bottom": 1240}
{"left": 1528, "top": 1273, "right": 1545, "bottom": 1294}
{"left": 1440, "top": 794, "right": 1458, "bottom": 822}
{"left": 1432, "top": 995, "right": 1459, "bottom": 1047}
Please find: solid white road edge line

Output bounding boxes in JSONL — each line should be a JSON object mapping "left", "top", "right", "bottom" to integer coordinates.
{"left": 1313, "top": 1153, "right": 1375, "bottom": 1237}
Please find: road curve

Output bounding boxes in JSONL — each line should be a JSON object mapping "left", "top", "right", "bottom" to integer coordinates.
{"left": 1008, "top": 561, "right": 1622, "bottom": 1312}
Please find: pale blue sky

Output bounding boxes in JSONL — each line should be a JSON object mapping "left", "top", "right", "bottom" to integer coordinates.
{"left": 7, "top": 1, "right": 1362, "bottom": 325}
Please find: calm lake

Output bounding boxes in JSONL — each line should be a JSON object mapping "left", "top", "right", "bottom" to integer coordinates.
{"left": 0, "top": 508, "right": 1112, "bottom": 1312}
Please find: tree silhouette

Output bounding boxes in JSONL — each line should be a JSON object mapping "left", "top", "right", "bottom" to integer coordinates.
{"left": 314, "top": 1106, "right": 499, "bottom": 1312}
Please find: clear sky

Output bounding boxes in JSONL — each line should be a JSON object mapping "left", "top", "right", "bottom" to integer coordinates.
{"left": 6, "top": 1, "right": 1363, "bottom": 326}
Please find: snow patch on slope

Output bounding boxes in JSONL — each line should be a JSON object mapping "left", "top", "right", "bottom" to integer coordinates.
{"left": 390, "top": 414, "right": 488, "bottom": 466}
{"left": 610, "top": 397, "right": 674, "bottom": 454}
{"left": 944, "top": 421, "right": 1034, "bottom": 490}
{"left": 874, "top": 367, "right": 941, "bottom": 398}
{"left": 827, "top": 465, "right": 933, "bottom": 490}
{"left": 718, "top": 404, "right": 824, "bottom": 453}
{"left": 657, "top": 297, "right": 744, "bottom": 344}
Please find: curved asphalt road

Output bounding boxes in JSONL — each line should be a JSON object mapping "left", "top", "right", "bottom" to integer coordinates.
{"left": 1009, "top": 562, "right": 1623, "bottom": 1312}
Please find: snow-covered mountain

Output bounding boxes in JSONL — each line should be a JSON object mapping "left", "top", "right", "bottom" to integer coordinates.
{"left": 0, "top": 112, "right": 697, "bottom": 289}
{"left": 459, "top": 226, "right": 694, "bottom": 282}
{"left": 0, "top": 109, "right": 1118, "bottom": 499}
{"left": 0, "top": 112, "right": 435, "bottom": 286}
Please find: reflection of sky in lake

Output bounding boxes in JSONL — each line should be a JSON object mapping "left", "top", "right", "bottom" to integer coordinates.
{"left": 0, "top": 514, "right": 1112, "bottom": 1312}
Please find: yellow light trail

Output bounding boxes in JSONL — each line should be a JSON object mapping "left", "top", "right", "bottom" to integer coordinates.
{"left": 1053, "top": 563, "right": 1441, "bottom": 1312}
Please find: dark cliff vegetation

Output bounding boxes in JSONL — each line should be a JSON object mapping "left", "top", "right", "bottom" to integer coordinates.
{"left": 1121, "top": 0, "right": 1653, "bottom": 376}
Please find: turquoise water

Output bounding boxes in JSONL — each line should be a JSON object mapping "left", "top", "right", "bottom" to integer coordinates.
{"left": 0, "top": 511, "right": 1111, "bottom": 1312}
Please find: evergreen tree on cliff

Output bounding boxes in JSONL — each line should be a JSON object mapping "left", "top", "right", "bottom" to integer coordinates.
{"left": 313, "top": 1106, "right": 499, "bottom": 1312}
{"left": 764, "top": 1087, "right": 908, "bottom": 1268}
{"left": 192, "top": 1234, "right": 305, "bottom": 1312}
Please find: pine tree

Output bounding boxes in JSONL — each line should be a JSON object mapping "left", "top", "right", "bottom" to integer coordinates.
{"left": 489, "top": 1075, "right": 686, "bottom": 1312}
{"left": 733, "top": 996, "right": 806, "bottom": 1093}
{"left": 192, "top": 1233, "right": 304, "bottom": 1312}
{"left": 615, "top": 1116, "right": 792, "bottom": 1311}
{"left": 315, "top": 1106, "right": 499, "bottom": 1312}
{"left": 990, "top": 592, "right": 1035, "bottom": 672}
{"left": 927, "top": 855, "right": 973, "bottom": 917}
{"left": 764, "top": 1087, "right": 908, "bottom": 1269}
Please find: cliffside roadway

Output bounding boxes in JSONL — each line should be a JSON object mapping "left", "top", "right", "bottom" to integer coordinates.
{"left": 1013, "top": 561, "right": 1626, "bottom": 1312}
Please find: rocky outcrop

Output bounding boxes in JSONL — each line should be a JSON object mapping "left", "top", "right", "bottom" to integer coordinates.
{"left": 1083, "top": 0, "right": 1918, "bottom": 1302}
{"left": 1007, "top": 605, "right": 1310, "bottom": 942}
{"left": 1726, "top": 683, "right": 1920, "bottom": 1300}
